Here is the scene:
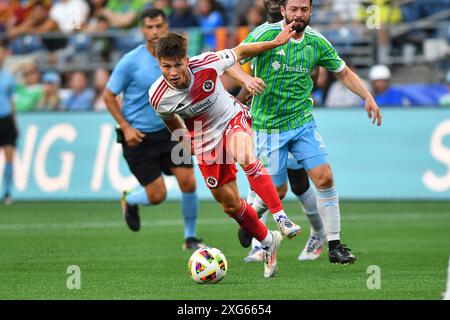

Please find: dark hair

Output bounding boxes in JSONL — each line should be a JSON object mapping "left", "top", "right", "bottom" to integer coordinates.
{"left": 281, "top": 0, "right": 313, "bottom": 6}
{"left": 140, "top": 8, "right": 167, "bottom": 24}
{"left": 155, "top": 32, "right": 188, "bottom": 59}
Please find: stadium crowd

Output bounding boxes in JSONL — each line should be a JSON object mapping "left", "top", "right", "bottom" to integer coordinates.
{"left": 0, "top": 0, "right": 449, "bottom": 111}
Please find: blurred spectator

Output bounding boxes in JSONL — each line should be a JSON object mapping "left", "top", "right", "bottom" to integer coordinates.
{"left": 312, "top": 67, "right": 331, "bottom": 107}
{"left": 85, "top": 0, "right": 110, "bottom": 32}
{"left": 100, "top": 0, "right": 147, "bottom": 29}
{"left": 168, "top": 0, "right": 199, "bottom": 29}
{"left": 38, "top": 71, "right": 62, "bottom": 111}
{"left": 331, "top": 0, "right": 361, "bottom": 26}
{"left": 93, "top": 68, "right": 110, "bottom": 111}
{"left": 246, "top": 3, "right": 267, "bottom": 29}
{"left": 439, "top": 71, "right": 450, "bottom": 107}
{"left": 152, "top": 0, "right": 172, "bottom": 16}
{"left": 368, "top": 64, "right": 410, "bottom": 107}
{"left": 234, "top": 0, "right": 260, "bottom": 26}
{"left": 197, "top": 0, "right": 227, "bottom": 50}
{"left": 62, "top": 71, "right": 95, "bottom": 111}
{"left": 14, "top": 62, "right": 44, "bottom": 112}
{"left": 6, "top": 0, "right": 51, "bottom": 40}
{"left": 325, "top": 62, "right": 365, "bottom": 108}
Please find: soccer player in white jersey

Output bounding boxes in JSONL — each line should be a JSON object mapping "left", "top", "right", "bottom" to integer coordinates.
{"left": 148, "top": 26, "right": 301, "bottom": 278}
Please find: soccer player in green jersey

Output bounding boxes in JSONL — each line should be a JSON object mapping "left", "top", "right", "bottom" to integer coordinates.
{"left": 236, "top": 0, "right": 382, "bottom": 264}
{"left": 237, "top": 0, "right": 326, "bottom": 264}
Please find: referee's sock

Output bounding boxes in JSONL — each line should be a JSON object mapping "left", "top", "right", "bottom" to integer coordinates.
{"left": 3, "top": 162, "right": 13, "bottom": 196}
{"left": 126, "top": 188, "right": 150, "bottom": 206}
{"left": 182, "top": 192, "right": 199, "bottom": 239}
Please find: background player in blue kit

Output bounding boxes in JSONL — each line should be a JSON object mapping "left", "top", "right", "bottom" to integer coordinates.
{"left": 0, "top": 42, "right": 17, "bottom": 205}
{"left": 103, "top": 8, "right": 204, "bottom": 250}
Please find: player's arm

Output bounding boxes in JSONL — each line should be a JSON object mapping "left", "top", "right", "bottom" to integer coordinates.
{"left": 231, "top": 21, "right": 295, "bottom": 62}
{"left": 103, "top": 88, "right": 145, "bottom": 147}
{"left": 225, "top": 63, "right": 267, "bottom": 97}
{"left": 335, "top": 66, "right": 382, "bottom": 126}
{"left": 162, "top": 114, "right": 193, "bottom": 155}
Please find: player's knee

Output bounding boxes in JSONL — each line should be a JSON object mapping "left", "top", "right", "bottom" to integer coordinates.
{"left": 288, "top": 168, "right": 310, "bottom": 196}
{"left": 315, "top": 173, "right": 334, "bottom": 189}
{"left": 222, "top": 200, "right": 242, "bottom": 217}
{"left": 148, "top": 190, "right": 166, "bottom": 205}
{"left": 177, "top": 177, "right": 196, "bottom": 193}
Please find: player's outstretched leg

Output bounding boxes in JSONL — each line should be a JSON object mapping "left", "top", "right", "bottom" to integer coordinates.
{"left": 243, "top": 161, "right": 301, "bottom": 239}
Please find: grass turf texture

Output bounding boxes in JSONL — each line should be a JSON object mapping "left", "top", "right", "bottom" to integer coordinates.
{"left": 0, "top": 201, "right": 449, "bottom": 300}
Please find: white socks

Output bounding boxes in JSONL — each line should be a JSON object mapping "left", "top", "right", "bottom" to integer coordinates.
{"left": 297, "top": 186, "right": 324, "bottom": 238}
{"left": 316, "top": 186, "right": 341, "bottom": 242}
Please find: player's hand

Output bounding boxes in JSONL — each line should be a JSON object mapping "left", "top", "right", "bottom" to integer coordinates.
{"left": 244, "top": 77, "right": 267, "bottom": 96}
{"left": 123, "top": 126, "right": 145, "bottom": 147}
{"left": 274, "top": 21, "right": 296, "bottom": 46}
{"left": 365, "top": 97, "right": 382, "bottom": 126}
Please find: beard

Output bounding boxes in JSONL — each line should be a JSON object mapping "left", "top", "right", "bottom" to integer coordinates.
{"left": 285, "top": 16, "right": 310, "bottom": 33}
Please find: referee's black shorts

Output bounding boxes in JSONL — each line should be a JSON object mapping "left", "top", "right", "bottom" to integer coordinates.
{"left": 121, "top": 128, "right": 193, "bottom": 187}
{"left": 0, "top": 115, "right": 18, "bottom": 147}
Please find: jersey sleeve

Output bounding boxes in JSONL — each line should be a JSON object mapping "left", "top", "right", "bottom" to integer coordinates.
{"left": 148, "top": 80, "right": 173, "bottom": 120}
{"left": 318, "top": 39, "right": 346, "bottom": 73}
{"left": 106, "top": 55, "right": 132, "bottom": 95}
{"left": 239, "top": 23, "right": 277, "bottom": 64}
{"left": 190, "top": 50, "right": 237, "bottom": 75}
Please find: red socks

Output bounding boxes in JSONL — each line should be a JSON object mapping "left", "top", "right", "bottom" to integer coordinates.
{"left": 229, "top": 199, "right": 268, "bottom": 242}
{"left": 244, "top": 160, "right": 283, "bottom": 214}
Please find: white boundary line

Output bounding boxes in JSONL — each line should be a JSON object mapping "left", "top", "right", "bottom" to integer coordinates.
{"left": 444, "top": 255, "right": 450, "bottom": 300}
{"left": 0, "top": 212, "right": 449, "bottom": 231}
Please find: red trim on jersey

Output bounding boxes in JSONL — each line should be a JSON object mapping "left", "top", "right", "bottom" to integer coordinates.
{"left": 189, "top": 56, "right": 220, "bottom": 69}
{"left": 189, "top": 53, "right": 217, "bottom": 66}
{"left": 189, "top": 68, "right": 218, "bottom": 105}
{"left": 152, "top": 82, "right": 169, "bottom": 110}
{"left": 150, "top": 81, "right": 166, "bottom": 109}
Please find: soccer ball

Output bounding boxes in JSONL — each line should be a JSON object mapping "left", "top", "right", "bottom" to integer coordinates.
{"left": 188, "top": 247, "right": 228, "bottom": 284}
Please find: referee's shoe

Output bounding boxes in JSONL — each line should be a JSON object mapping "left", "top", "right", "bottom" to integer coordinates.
{"left": 121, "top": 191, "right": 140, "bottom": 232}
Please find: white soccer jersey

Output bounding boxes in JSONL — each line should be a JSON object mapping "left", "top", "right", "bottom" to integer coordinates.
{"left": 148, "top": 49, "right": 246, "bottom": 154}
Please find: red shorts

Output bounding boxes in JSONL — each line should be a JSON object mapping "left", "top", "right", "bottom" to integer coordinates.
{"left": 197, "top": 110, "right": 252, "bottom": 189}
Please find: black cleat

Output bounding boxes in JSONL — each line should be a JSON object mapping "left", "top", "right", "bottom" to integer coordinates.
{"left": 328, "top": 244, "right": 356, "bottom": 264}
{"left": 121, "top": 191, "right": 140, "bottom": 232}
{"left": 237, "top": 227, "right": 253, "bottom": 248}
{"left": 182, "top": 237, "right": 206, "bottom": 250}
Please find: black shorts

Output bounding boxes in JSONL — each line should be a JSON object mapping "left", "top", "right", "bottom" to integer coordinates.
{"left": 0, "top": 115, "right": 18, "bottom": 147}
{"left": 121, "top": 128, "right": 193, "bottom": 187}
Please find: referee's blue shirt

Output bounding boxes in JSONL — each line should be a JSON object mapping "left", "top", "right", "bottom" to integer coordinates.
{"left": 107, "top": 44, "right": 165, "bottom": 133}
{"left": 0, "top": 68, "right": 16, "bottom": 118}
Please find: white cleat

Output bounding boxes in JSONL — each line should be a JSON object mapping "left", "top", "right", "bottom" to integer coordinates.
{"left": 263, "top": 231, "right": 282, "bottom": 278}
{"left": 277, "top": 218, "right": 302, "bottom": 239}
{"left": 298, "top": 235, "right": 324, "bottom": 261}
{"left": 243, "top": 246, "right": 264, "bottom": 263}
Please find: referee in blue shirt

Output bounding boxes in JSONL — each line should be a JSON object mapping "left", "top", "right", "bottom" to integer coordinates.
{"left": 103, "top": 9, "right": 204, "bottom": 250}
{"left": 0, "top": 43, "right": 17, "bottom": 205}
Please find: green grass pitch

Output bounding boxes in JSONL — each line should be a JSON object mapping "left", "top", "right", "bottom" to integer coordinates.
{"left": 0, "top": 201, "right": 449, "bottom": 300}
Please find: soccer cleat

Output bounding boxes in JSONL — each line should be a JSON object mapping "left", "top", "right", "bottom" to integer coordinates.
{"left": 182, "top": 237, "right": 206, "bottom": 250}
{"left": 237, "top": 227, "right": 253, "bottom": 248}
{"left": 121, "top": 191, "right": 140, "bottom": 232}
{"left": 328, "top": 244, "right": 356, "bottom": 265}
{"left": 298, "top": 235, "right": 324, "bottom": 261}
{"left": 3, "top": 193, "right": 13, "bottom": 205}
{"left": 277, "top": 218, "right": 302, "bottom": 239}
{"left": 263, "top": 231, "right": 282, "bottom": 278}
{"left": 243, "top": 246, "right": 264, "bottom": 263}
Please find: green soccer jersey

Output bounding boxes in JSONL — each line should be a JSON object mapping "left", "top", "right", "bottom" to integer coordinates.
{"left": 242, "top": 22, "right": 345, "bottom": 132}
